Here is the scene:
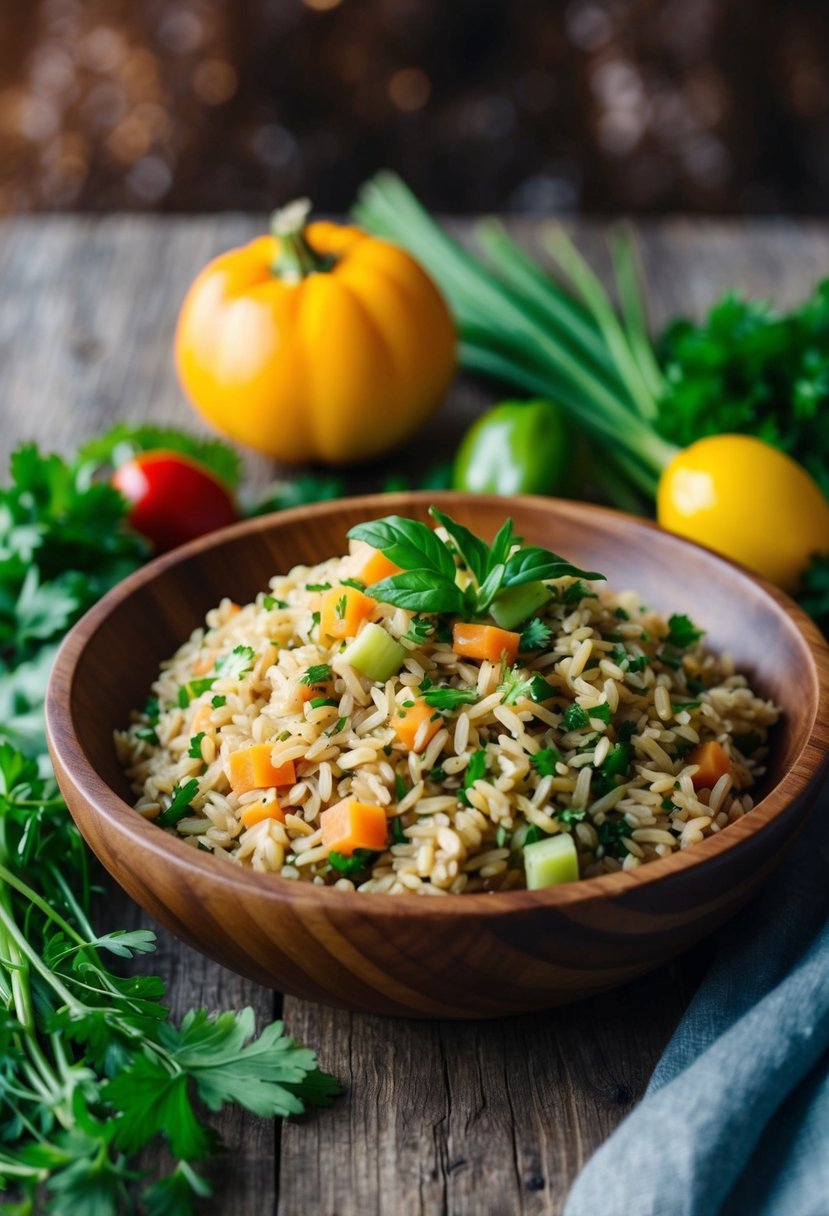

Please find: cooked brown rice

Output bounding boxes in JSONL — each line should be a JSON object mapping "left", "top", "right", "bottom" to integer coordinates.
{"left": 115, "top": 536, "right": 780, "bottom": 895}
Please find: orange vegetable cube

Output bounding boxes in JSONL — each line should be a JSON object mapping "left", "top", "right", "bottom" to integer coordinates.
{"left": 319, "top": 585, "right": 376, "bottom": 642}
{"left": 452, "top": 622, "right": 520, "bottom": 666}
{"left": 228, "top": 745, "right": 296, "bottom": 794}
{"left": 356, "top": 547, "right": 401, "bottom": 586}
{"left": 393, "top": 699, "right": 441, "bottom": 753}
{"left": 321, "top": 797, "right": 388, "bottom": 856}
{"left": 688, "top": 741, "right": 732, "bottom": 791}
{"left": 240, "top": 797, "right": 286, "bottom": 828}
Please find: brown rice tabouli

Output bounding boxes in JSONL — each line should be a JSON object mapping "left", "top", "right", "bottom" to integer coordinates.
{"left": 116, "top": 508, "right": 780, "bottom": 895}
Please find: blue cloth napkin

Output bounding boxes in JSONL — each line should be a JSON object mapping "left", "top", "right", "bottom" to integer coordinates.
{"left": 564, "top": 796, "right": 829, "bottom": 1216}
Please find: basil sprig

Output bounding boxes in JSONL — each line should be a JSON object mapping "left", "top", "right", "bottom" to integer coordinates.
{"left": 348, "top": 507, "right": 603, "bottom": 616}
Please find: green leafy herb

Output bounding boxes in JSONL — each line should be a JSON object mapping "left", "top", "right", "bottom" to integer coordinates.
{"left": 187, "top": 732, "right": 206, "bottom": 759}
{"left": 498, "top": 667, "right": 553, "bottom": 706}
{"left": 556, "top": 806, "right": 587, "bottom": 826}
{"left": 349, "top": 509, "right": 603, "bottom": 618}
{"left": 394, "top": 774, "right": 407, "bottom": 801}
{"left": 531, "top": 747, "right": 561, "bottom": 776}
{"left": 519, "top": 617, "right": 552, "bottom": 651}
{"left": 211, "top": 694, "right": 227, "bottom": 709}
{"left": 597, "top": 817, "right": 634, "bottom": 857}
{"left": 602, "top": 742, "right": 633, "bottom": 778}
{"left": 403, "top": 614, "right": 435, "bottom": 644}
{"left": 616, "top": 720, "right": 637, "bottom": 743}
{"left": 614, "top": 606, "right": 630, "bottom": 620}
{"left": 215, "top": 644, "right": 256, "bottom": 680}
{"left": 305, "top": 581, "right": 332, "bottom": 592}
{"left": 420, "top": 686, "right": 478, "bottom": 710}
{"left": 300, "top": 663, "right": 332, "bottom": 686}
{"left": 263, "top": 595, "right": 288, "bottom": 610}
{"left": 563, "top": 580, "right": 598, "bottom": 604}
{"left": 523, "top": 824, "right": 543, "bottom": 847}
{"left": 587, "top": 702, "right": 613, "bottom": 725}
{"left": 327, "top": 716, "right": 348, "bottom": 736}
{"left": 562, "top": 704, "right": 590, "bottom": 731}
{"left": 666, "top": 613, "right": 704, "bottom": 650}
{"left": 391, "top": 816, "right": 407, "bottom": 844}
{"left": 341, "top": 577, "right": 367, "bottom": 592}
{"left": 157, "top": 778, "right": 200, "bottom": 827}
{"left": 328, "top": 849, "right": 379, "bottom": 876}
{"left": 459, "top": 749, "right": 488, "bottom": 805}
{"left": 309, "top": 697, "right": 338, "bottom": 709}
{"left": 427, "top": 766, "right": 447, "bottom": 782}
{"left": 75, "top": 422, "right": 242, "bottom": 488}
{"left": 495, "top": 824, "right": 509, "bottom": 848}
{"left": 135, "top": 725, "right": 159, "bottom": 745}
{"left": 335, "top": 594, "right": 348, "bottom": 620}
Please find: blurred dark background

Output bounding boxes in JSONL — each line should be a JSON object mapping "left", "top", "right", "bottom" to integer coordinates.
{"left": 1, "top": 0, "right": 828, "bottom": 215}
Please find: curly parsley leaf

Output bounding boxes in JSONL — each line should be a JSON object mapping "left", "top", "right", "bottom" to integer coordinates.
{"left": 519, "top": 617, "right": 552, "bottom": 651}
{"left": 215, "top": 644, "right": 256, "bottom": 680}
{"left": 666, "top": 614, "right": 704, "bottom": 649}
{"left": 498, "top": 667, "right": 553, "bottom": 705}
{"left": 300, "top": 663, "right": 332, "bottom": 685}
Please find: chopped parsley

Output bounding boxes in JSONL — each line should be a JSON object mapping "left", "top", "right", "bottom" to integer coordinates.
{"left": 614, "top": 606, "right": 630, "bottom": 620}
{"left": 523, "top": 824, "right": 543, "bottom": 847}
{"left": 263, "top": 595, "right": 288, "bottom": 610}
{"left": 187, "top": 732, "right": 206, "bottom": 759}
{"left": 563, "top": 580, "right": 598, "bottom": 604}
{"left": 427, "top": 766, "right": 447, "bottom": 782}
{"left": 519, "top": 617, "right": 552, "bottom": 652}
{"left": 673, "top": 700, "right": 701, "bottom": 711}
{"left": 556, "top": 806, "right": 587, "bottom": 827}
{"left": 327, "top": 716, "right": 348, "bottom": 736}
{"left": 666, "top": 613, "right": 704, "bottom": 650}
{"left": 305, "top": 582, "right": 331, "bottom": 592}
{"left": 157, "top": 778, "right": 200, "bottom": 827}
{"left": 334, "top": 595, "right": 348, "bottom": 620}
{"left": 309, "top": 697, "right": 338, "bottom": 709}
{"left": 394, "top": 774, "right": 407, "bottom": 801}
{"left": 300, "top": 663, "right": 332, "bottom": 686}
{"left": 459, "top": 749, "right": 488, "bottom": 805}
{"left": 403, "top": 615, "right": 435, "bottom": 644}
{"left": 391, "top": 817, "right": 407, "bottom": 845}
{"left": 328, "top": 849, "right": 379, "bottom": 877}
{"left": 562, "top": 703, "right": 590, "bottom": 731}
{"left": 143, "top": 695, "right": 160, "bottom": 725}
{"left": 596, "top": 818, "right": 633, "bottom": 857}
{"left": 498, "top": 667, "right": 553, "bottom": 706}
{"left": 602, "top": 742, "right": 632, "bottom": 778}
{"left": 135, "top": 725, "right": 158, "bottom": 745}
{"left": 211, "top": 694, "right": 226, "bottom": 708}
{"left": 341, "top": 577, "right": 367, "bottom": 592}
{"left": 531, "top": 747, "right": 561, "bottom": 776}
{"left": 215, "top": 645, "right": 256, "bottom": 680}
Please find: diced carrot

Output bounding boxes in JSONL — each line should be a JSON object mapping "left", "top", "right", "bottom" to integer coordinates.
{"left": 452, "top": 622, "right": 520, "bottom": 666}
{"left": 356, "top": 547, "right": 401, "bottom": 586}
{"left": 393, "top": 698, "right": 441, "bottom": 752}
{"left": 321, "top": 797, "right": 388, "bottom": 856}
{"left": 191, "top": 703, "right": 213, "bottom": 734}
{"left": 228, "top": 745, "right": 296, "bottom": 794}
{"left": 320, "top": 584, "right": 376, "bottom": 642}
{"left": 240, "top": 797, "right": 286, "bottom": 828}
{"left": 688, "top": 741, "right": 733, "bottom": 791}
{"left": 192, "top": 649, "right": 216, "bottom": 676}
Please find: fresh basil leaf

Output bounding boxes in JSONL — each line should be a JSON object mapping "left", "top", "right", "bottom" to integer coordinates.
{"left": 476, "top": 562, "right": 506, "bottom": 610}
{"left": 348, "top": 516, "right": 456, "bottom": 580}
{"left": 503, "top": 547, "right": 604, "bottom": 588}
{"left": 489, "top": 517, "right": 517, "bottom": 568}
{"left": 428, "top": 507, "right": 490, "bottom": 585}
{"left": 369, "top": 570, "right": 465, "bottom": 615}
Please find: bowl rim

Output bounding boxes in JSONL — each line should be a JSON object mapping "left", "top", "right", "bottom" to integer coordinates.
{"left": 46, "top": 490, "right": 829, "bottom": 921}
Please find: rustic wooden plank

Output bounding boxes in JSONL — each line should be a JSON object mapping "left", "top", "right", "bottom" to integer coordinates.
{"left": 2, "top": 213, "right": 829, "bottom": 1215}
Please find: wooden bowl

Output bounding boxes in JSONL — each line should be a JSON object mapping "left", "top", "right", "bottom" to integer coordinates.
{"left": 46, "top": 494, "right": 829, "bottom": 1018}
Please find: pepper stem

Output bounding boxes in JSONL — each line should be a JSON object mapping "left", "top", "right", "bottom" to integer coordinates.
{"left": 271, "top": 198, "right": 334, "bottom": 282}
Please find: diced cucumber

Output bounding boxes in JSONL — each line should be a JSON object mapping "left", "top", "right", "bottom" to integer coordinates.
{"left": 524, "top": 832, "right": 579, "bottom": 889}
{"left": 342, "top": 622, "right": 406, "bottom": 682}
{"left": 490, "top": 581, "right": 552, "bottom": 629}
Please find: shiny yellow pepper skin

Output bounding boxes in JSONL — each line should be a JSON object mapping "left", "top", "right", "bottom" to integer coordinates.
{"left": 174, "top": 200, "right": 456, "bottom": 465}
{"left": 657, "top": 434, "right": 829, "bottom": 593}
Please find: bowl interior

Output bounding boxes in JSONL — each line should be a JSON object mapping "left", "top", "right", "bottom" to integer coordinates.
{"left": 67, "top": 494, "right": 817, "bottom": 828}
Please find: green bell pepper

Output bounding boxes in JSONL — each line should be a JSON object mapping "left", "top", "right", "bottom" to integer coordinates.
{"left": 452, "top": 398, "right": 572, "bottom": 495}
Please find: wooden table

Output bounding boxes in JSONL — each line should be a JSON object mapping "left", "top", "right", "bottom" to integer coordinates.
{"left": 2, "top": 215, "right": 827, "bottom": 1215}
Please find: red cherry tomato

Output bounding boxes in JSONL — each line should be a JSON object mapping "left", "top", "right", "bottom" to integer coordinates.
{"left": 112, "top": 450, "right": 239, "bottom": 553}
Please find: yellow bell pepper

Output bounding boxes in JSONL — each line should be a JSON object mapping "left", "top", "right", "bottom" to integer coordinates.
{"left": 174, "top": 199, "right": 456, "bottom": 465}
{"left": 657, "top": 434, "right": 829, "bottom": 593}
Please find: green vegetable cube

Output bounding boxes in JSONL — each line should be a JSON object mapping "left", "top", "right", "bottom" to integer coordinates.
{"left": 341, "top": 622, "right": 406, "bottom": 682}
{"left": 524, "top": 832, "right": 579, "bottom": 889}
{"left": 490, "top": 581, "right": 552, "bottom": 629}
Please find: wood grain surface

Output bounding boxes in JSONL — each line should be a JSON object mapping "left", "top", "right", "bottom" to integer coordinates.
{"left": 4, "top": 214, "right": 829, "bottom": 1214}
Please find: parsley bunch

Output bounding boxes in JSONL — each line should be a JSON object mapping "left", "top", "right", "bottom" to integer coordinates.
{"left": 0, "top": 439, "right": 338, "bottom": 1213}
{"left": 348, "top": 507, "right": 603, "bottom": 617}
